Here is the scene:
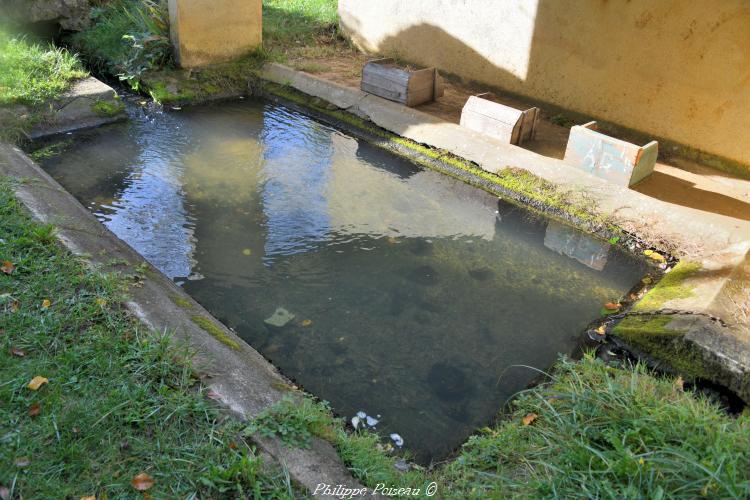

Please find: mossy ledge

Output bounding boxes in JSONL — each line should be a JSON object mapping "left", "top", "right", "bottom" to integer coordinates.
{"left": 610, "top": 261, "right": 705, "bottom": 379}
{"left": 612, "top": 315, "right": 709, "bottom": 380}
{"left": 91, "top": 99, "right": 125, "bottom": 117}
{"left": 169, "top": 293, "right": 193, "bottom": 310}
{"left": 261, "top": 81, "right": 633, "bottom": 249}
{"left": 634, "top": 261, "right": 701, "bottom": 311}
{"left": 191, "top": 315, "right": 241, "bottom": 350}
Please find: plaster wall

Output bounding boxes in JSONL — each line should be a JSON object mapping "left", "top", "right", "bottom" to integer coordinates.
{"left": 339, "top": 0, "right": 750, "bottom": 172}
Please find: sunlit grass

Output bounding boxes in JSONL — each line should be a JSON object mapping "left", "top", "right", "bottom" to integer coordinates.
{"left": 0, "top": 30, "right": 87, "bottom": 105}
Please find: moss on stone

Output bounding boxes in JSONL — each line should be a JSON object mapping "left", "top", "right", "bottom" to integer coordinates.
{"left": 91, "top": 99, "right": 125, "bottom": 117}
{"left": 169, "top": 293, "right": 193, "bottom": 310}
{"left": 634, "top": 261, "right": 701, "bottom": 311}
{"left": 141, "top": 54, "right": 265, "bottom": 105}
{"left": 191, "top": 315, "right": 241, "bottom": 350}
{"left": 612, "top": 314, "right": 709, "bottom": 380}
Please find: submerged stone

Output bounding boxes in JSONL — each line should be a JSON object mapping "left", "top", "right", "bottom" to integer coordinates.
{"left": 468, "top": 267, "right": 494, "bottom": 281}
{"left": 264, "top": 307, "right": 295, "bottom": 327}
{"left": 427, "top": 362, "right": 473, "bottom": 402}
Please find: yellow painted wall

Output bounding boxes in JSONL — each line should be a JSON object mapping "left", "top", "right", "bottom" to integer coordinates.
{"left": 339, "top": 0, "right": 750, "bottom": 171}
{"left": 168, "top": 0, "right": 261, "bottom": 68}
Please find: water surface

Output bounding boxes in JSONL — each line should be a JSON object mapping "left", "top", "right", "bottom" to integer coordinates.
{"left": 35, "top": 99, "right": 647, "bottom": 462}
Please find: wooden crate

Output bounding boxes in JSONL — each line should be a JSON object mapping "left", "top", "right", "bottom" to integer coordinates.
{"left": 360, "top": 58, "right": 444, "bottom": 107}
{"left": 563, "top": 121, "right": 658, "bottom": 187}
{"left": 459, "top": 94, "right": 539, "bottom": 145}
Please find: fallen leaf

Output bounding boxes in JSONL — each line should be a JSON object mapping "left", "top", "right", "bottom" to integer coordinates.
{"left": 595, "top": 324, "right": 607, "bottom": 335}
{"left": 27, "top": 376, "right": 49, "bottom": 391}
{"left": 648, "top": 252, "right": 666, "bottom": 262}
{"left": 10, "top": 300, "right": 20, "bottom": 313}
{"left": 521, "top": 413, "right": 538, "bottom": 426}
{"left": 642, "top": 276, "right": 653, "bottom": 284}
{"left": 28, "top": 403, "right": 41, "bottom": 417}
{"left": 674, "top": 376, "right": 684, "bottom": 391}
{"left": 301, "top": 319, "right": 313, "bottom": 327}
{"left": 95, "top": 298, "right": 107, "bottom": 306}
{"left": 15, "top": 456, "right": 31, "bottom": 467}
{"left": 10, "top": 347, "right": 25, "bottom": 357}
{"left": 80, "top": 496, "right": 96, "bottom": 500}
{"left": 228, "top": 441, "right": 237, "bottom": 449}
{"left": 242, "top": 248, "right": 252, "bottom": 256}
{"left": 206, "top": 390, "right": 221, "bottom": 400}
{"left": 1, "top": 261, "right": 14, "bottom": 275}
{"left": 643, "top": 249, "right": 654, "bottom": 256}
{"left": 41, "top": 299, "right": 51, "bottom": 309}
{"left": 131, "top": 473, "right": 155, "bottom": 491}
{"left": 603, "top": 302, "right": 621, "bottom": 311}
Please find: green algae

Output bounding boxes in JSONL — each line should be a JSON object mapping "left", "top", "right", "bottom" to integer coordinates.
{"left": 634, "top": 261, "right": 701, "bottom": 311}
{"left": 169, "top": 293, "right": 193, "bottom": 310}
{"left": 91, "top": 99, "right": 125, "bottom": 117}
{"left": 191, "top": 315, "right": 241, "bottom": 350}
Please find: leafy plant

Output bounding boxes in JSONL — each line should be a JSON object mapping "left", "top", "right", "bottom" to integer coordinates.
{"left": 70, "top": 0, "right": 172, "bottom": 87}
{"left": 244, "top": 395, "right": 337, "bottom": 448}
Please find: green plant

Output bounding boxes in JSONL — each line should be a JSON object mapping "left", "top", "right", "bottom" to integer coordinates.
{"left": 0, "top": 30, "right": 88, "bottom": 106}
{"left": 244, "top": 395, "right": 337, "bottom": 448}
{"left": 70, "top": 0, "right": 172, "bottom": 87}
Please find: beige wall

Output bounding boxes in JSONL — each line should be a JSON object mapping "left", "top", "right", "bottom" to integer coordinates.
{"left": 339, "top": 0, "right": 750, "bottom": 171}
{"left": 169, "top": 0, "right": 261, "bottom": 68}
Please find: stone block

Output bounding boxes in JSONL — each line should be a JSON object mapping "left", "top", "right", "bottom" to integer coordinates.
{"left": 563, "top": 121, "right": 658, "bottom": 186}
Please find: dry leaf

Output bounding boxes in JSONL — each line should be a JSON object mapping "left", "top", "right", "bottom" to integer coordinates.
{"left": 674, "top": 376, "right": 684, "bottom": 391}
{"left": 131, "top": 473, "right": 155, "bottom": 491}
{"left": 228, "top": 441, "right": 237, "bottom": 449}
{"left": 27, "top": 376, "right": 49, "bottom": 391}
{"left": 206, "top": 390, "right": 221, "bottom": 400}
{"left": 80, "top": 496, "right": 96, "bottom": 500}
{"left": 15, "top": 456, "right": 31, "bottom": 467}
{"left": 643, "top": 249, "right": 654, "bottom": 256}
{"left": 648, "top": 252, "right": 666, "bottom": 262}
{"left": 10, "top": 300, "right": 20, "bottom": 313}
{"left": 301, "top": 319, "right": 313, "bottom": 327}
{"left": 521, "top": 413, "right": 538, "bottom": 426}
{"left": 595, "top": 325, "right": 607, "bottom": 335}
{"left": 95, "top": 298, "right": 107, "bottom": 306}
{"left": 41, "top": 299, "right": 51, "bottom": 309}
{"left": 603, "top": 302, "right": 621, "bottom": 311}
{"left": 28, "top": 403, "right": 41, "bottom": 417}
{"left": 10, "top": 347, "right": 25, "bottom": 357}
{"left": 1, "top": 261, "right": 14, "bottom": 275}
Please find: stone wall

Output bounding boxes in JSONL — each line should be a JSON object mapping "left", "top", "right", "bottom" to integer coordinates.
{"left": 339, "top": 0, "right": 750, "bottom": 173}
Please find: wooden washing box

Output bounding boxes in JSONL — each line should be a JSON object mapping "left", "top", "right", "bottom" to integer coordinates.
{"left": 563, "top": 121, "right": 658, "bottom": 187}
{"left": 459, "top": 94, "right": 539, "bottom": 145}
{"left": 360, "top": 58, "right": 444, "bottom": 107}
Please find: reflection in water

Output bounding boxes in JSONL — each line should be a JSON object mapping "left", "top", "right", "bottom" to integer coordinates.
{"left": 35, "top": 99, "right": 648, "bottom": 463}
{"left": 544, "top": 221, "right": 609, "bottom": 271}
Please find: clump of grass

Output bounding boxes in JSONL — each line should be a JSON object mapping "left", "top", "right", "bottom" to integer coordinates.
{"left": 0, "top": 180, "right": 296, "bottom": 498}
{"left": 0, "top": 30, "right": 88, "bottom": 106}
{"left": 244, "top": 395, "right": 338, "bottom": 448}
{"left": 69, "top": 0, "right": 171, "bottom": 87}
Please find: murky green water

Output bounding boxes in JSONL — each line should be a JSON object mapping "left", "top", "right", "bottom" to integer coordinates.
{"left": 35, "top": 99, "right": 647, "bottom": 462}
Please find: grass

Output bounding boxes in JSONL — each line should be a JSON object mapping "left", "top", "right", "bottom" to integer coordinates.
{"left": 0, "top": 29, "right": 88, "bottom": 143}
{"left": 0, "top": 31, "right": 87, "bottom": 106}
{"left": 0, "top": 180, "right": 297, "bottom": 498}
{"left": 248, "top": 355, "right": 750, "bottom": 498}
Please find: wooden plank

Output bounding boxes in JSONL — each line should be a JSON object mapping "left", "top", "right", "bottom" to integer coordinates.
{"left": 460, "top": 109, "right": 517, "bottom": 143}
{"left": 519, "top": 107, "right": 539, "bottom": 142}
{"left": 362, "top": 61, "right": 410, "bottom": 85}
{"left": 360, "top": 82, "right": 408, "bottom": 104}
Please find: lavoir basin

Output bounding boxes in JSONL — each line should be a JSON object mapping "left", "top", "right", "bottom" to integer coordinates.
{"left": 34, "top": 99, "right": 648, "bottom": 462}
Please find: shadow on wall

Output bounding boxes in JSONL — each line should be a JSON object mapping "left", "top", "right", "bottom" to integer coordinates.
{"left": 339, "top": 0, "right": 750, "bottom": 172}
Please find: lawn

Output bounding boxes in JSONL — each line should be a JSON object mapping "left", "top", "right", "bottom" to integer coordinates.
{"left": 0, "top": 181, "right": 297, "bottom": 498}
